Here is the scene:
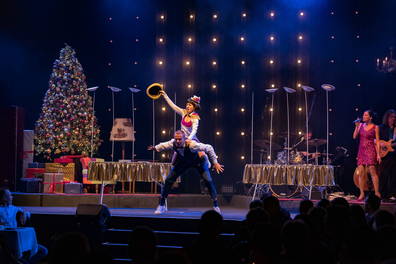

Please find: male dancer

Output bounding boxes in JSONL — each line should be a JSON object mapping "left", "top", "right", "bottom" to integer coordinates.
{"left": 148, "top": 130, "right": 224, "bottom": 214}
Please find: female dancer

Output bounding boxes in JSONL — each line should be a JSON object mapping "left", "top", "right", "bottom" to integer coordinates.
{"left": 160, "top": 90, "right": 201, "bottom": 141}
{"left": 353, "top": 110, "right": 381, "bottom": 200}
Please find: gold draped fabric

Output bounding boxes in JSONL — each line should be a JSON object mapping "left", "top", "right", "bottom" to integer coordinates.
{"left": 88, "top": 162, "right": 173, "bottom": 183}
{"left": 243, "top": 164, "right": 335, "bottom": 186}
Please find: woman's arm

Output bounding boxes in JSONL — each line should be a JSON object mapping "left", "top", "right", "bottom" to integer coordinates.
{"left": 187, "top": 119, "right": 199, "bottom": 140}
{"left": 376, "top": 125, "right": 381, "bottom": 163}
{"left": 353, "top": 123, "right": 361, "bottom": 139}
{"left": 161, "top": 91, "right": 184, "bottom": 116}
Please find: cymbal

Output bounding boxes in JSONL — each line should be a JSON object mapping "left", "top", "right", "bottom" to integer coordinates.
{"left": 307, "top": 139, "right": 327, "bottom": 147}
{"left": 254, "top": 139, "right": 281, "bottom": 150}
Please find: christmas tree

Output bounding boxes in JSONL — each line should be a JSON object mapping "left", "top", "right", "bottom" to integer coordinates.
{"left": 34, "top": 44, "right": 101, "bottom": 160}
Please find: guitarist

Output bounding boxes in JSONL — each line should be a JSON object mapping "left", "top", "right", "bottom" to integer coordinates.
{"left": 379, "top": 109, "right": 396, "bottom": 200}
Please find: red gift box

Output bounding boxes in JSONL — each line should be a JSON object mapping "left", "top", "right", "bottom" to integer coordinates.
{"left": 26, "top": 168, "right": 45, "bottom": 178}
{"left": 43, "top": 173, "right": 64, "bottom": 193}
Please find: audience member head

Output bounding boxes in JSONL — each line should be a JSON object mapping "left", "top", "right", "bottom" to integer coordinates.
{"left": 246, "top": 207, "right": 269, "bottom": 232}
{"left": 199, "top": 210, "right": 223, "bottom": 237}
{"left": 0, "top": 188, "right": 12, "bottom": 206}
{"left": 325, "top": 205, "right": 350, "bottom": 240}
{"left": 331, "top": 197, "right": 349, "bottom": 208}
{"left": 281, "top": 220, "right": 310, "bottom": 259}
{"left": 299, "top": 199, "right": 314, "bottom": 215}
{"left": 262, "top": 195, "right": 281, "bottom": 216}
{"left": 317, "top": 198, "right": 331, "bottom": 209}
{"left": 373, "top": 210, "right": 395, "bottom": 230}
{"left": 250, "top": 223, "right": 281, "bottom": 262}
{"left": 349, "top": 204, "right": 367, "bottom": 228}
{"left": 249, "top": 199, "right": 263, "bottom": 210}
{"left": 376, "top": 226, "right": 396, "bottom": 262}
{"left": 128, "top": 226, "right": 157, "bottom": 264}
{"left": 49, "top": 232, "right": 91, "bottom": 264}
{"left": 365, "top": 193, "right": 381, "bottom": 214}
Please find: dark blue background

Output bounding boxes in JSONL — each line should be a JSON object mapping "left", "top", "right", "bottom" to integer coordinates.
{"left": 1, "top": 0, "right": 396, "bottom": 192}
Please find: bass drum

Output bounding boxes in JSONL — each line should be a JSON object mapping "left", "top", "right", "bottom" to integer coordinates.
{"left": 269, "top": 184, "right": 299, "bottom": 198}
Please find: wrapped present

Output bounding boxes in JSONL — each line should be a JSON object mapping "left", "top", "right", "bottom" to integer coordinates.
{"left": 43, "top": 173, "right": 64, "bottom": 193}
{"left": 18, "top": 178, "right": 42, "bottom": 193}
{"left": 64, "top": 182, "right": 82, "bottom": 194}
{"left": 25, "top": 168, "right": 45, "bottom": 178}
{"left": 28, "top": 162, "right": 45, "bottom": 168}
{"left": 45, "top": 163, "right": 75, "bottom": 182}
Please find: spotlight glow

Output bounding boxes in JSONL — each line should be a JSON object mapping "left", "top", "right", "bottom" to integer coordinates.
{"left": 269, "top": 59, "right": 274, "bottom": 64}
{"left": 297, "top": 59, "right": 302, "bottom": 64}
{"left": 241, "top": 131, "right": 245, "bottom": 136}
{"left": 214, "top": 108, "right": 218, "bottom": 112}
{"left": 187, "top": 83, "right": 193, "bottom": 88}
{"left": 212, "top": 84, "right": 217, "bottom": 89}
{"left": 242, "top": 12, "right": 247, "bottom": 18}
{"left": 212, "top": 60, "right": 217, "bottom": 66}
{"left": 185, "top": 60, "right": 191, "bottom": 66}
{"left": 162, "top": 130, "right": 166, "bottom": 134}
{"left": 158, "top": 37, "right": 164, "bottom": 43}
{"left": 269, "top": 35, "right": 275, "bottom": 41}
{"left": 241, "top": 60, "right": 246, "bottom": 65}
{"left": 298, "top": 35, "right": 303, "bottom": 40}
{"left": 240, "top": 36, "right": 245, "bottom": 42}
{"left": 270, "top": 108, "right": 273, "bottom": 112}
{"left": 298, "top": 107, "right": 302, "bottom": 112}
{"left": 162, "top": 107, "right": 166, "bottom": 111}
{"left": 240, "top": 108, "right": 245, "bottom": 112}
{"left": 162, "top": 153, "right": 166, "bottom": 158}
{"left": 271, "top": 84, "right": 275, "bottom": 88}
{"left": 189, "top": 14, "right": 194, "bottom": 19}
{"left": 241, "top": 84, "right": 246, "bottom": 88}
{"left": 270, "top": 11, "right": 275, "bottom": 17}
{"left": 299, "top": 11, "right": 304, "bottom": 16}
{"left": 241, "top": 156, "right": 245, "bottom": 160}
{"left": 213, "top": 14, "right": 218, "bottom": 19}
{"left": 160, "top": 14, "right": 165, "bottom": 20}
{"left": 216, "top": 131, "right": 221, "bottom": 136}
{"left": 187, "top": 37, "right": 193, "bottom": 43}
{"left": 157, "top": 60, "right": 164, "bottom": 65}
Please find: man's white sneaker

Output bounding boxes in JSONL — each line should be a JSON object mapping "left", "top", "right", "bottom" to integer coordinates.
{"left": 213, "top": 206, "right": 221, "bottom": 214}
{"left": 154, "top": 205, "right": 167, "bottom": 215}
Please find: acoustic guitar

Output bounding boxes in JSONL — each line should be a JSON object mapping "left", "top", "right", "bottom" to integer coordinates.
{"left": 378, "top": 139, "right": 395, "bottom": 158}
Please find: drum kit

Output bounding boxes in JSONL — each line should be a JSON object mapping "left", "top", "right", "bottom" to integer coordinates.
{"left": 254, "top": 135, "right": 333, "bottom": 165}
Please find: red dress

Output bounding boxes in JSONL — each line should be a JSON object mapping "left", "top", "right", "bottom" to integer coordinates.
{"left": 357, "top": 125, "right": 378, "bottom": 166}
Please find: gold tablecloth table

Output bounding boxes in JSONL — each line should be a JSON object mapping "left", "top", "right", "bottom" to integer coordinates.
{"left": 243, "top": 164, "right": 335, "bottom": 186}
{"left": 88, "top": 161, "right": 173, "bottom": 193}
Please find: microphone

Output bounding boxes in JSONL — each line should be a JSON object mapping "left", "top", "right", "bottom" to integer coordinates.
{"left": 352, "top": 118, "right": 362, "bottom": 124}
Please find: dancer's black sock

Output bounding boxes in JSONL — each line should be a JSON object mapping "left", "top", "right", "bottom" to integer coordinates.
{"left": 159, "top": 197, "right": 166, "bottom": 206}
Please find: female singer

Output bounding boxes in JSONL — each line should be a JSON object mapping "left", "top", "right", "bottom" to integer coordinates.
{"left": 353, "top": 110, "right": 381, "bottom": 200}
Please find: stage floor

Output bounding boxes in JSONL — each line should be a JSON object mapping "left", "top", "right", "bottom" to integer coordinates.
{"left": 21, "top": 206, "right": 249, "bottom": 220}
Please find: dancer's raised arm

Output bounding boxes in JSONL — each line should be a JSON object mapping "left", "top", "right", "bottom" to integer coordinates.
{"left": 160, "top": 91, "right": 185, "bottom": 116}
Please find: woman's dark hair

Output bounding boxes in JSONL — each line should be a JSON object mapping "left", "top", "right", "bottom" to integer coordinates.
{"left": 382, "top": 109, "right": 396, "bottom": 125}
{"left": 364, "top": 109, "right": 376, "bottom": 118}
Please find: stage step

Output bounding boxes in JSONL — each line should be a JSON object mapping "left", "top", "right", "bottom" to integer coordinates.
{"left": 108, "top": 215, "right": 241, "bottom": 233}
{"left": 105, "top": 228, "right": 235, "bottom": 245}
{"left": 102, "top": 242, "right": 184, "bottom": 259}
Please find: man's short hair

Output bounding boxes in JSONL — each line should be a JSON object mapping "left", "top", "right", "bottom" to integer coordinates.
{"left": 174, "top": 130, "right": 185, "bottom": 137}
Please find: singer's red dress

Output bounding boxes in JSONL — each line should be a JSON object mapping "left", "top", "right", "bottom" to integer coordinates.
{"left": 357, "top": 125, "right": 377, "bottom": 166}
